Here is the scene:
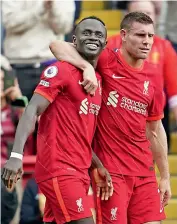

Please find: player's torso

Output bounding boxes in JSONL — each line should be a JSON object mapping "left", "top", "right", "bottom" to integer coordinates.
{"left": 94, "top": 50, "right": 159, "bottom": 176}
{"left": 100, "top": 50, "right": 156, "bottom": 138}
{"left": 36, "top": 64, "right": 102, "bottom": 181}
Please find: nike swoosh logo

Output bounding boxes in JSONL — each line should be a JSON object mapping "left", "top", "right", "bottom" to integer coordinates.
{"left": 112, "top": 74, "right": 125, "bottom": 79}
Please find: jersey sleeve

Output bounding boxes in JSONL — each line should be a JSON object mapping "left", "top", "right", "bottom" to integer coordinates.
{"left": 147, "top": 87, "right": 165, "bottom": 121}
{"left": 34, "top": 62, "right": 69, "bottom": 103}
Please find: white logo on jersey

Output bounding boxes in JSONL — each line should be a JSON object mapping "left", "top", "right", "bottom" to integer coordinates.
{"left": 44, "top": 66, "right": 58, "bottom": 78}
{"left": 143, "top": 81, "right": 149, "bottom": 95}
{"left": 79, "top": 98, "right": 89, "bottom": 114}
{"left": 112, "top": 74, "right": 125, "bottom": 79}
{"left": 39, "top": 80, "right": 49, "bottom": 87}
{"left": 76, "top": 198, "right": 84, "bottom": 212}
{"left": 110, "top": 207, "right": 118, "bottom": 220}
{"left": 107, "top": 91, "right": 119, "bottom": 107}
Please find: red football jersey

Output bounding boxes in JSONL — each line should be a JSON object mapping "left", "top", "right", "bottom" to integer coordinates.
{"left": 34, "top": 62, "right": 102, "bottom": 183}
{"left": 107, "top": 34, "right": 177, "bottom": 98}
{"left": 93, "top": 48, "right": 164, "bottom": 176}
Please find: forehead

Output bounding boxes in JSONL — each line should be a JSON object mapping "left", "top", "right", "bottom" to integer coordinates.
{"left": 78, "top": 19, "right": 106, "bottom": 33}
{"left": 129, "top": 21, "right": 154, "bottom": 34}
{"left": 129, "top": 1, "right": 154, "bottom": 13}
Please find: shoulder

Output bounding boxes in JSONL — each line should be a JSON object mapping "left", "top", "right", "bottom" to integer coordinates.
{"left": 107, "top": 33, "right": 121, "bottom": 49}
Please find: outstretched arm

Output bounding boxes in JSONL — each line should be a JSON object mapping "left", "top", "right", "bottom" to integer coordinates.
{"left": 50, "top": 40, "right": 98, "bottom": 95}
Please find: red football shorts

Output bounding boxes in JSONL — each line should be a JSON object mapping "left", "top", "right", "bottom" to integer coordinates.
{"left": 38, "top": 172, "right": 93, "bottom": 224}
{"left": 96, "top": 175, "right": 166, "bottom": 224}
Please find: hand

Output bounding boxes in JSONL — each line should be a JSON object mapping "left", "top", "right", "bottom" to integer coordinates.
{"left": 1, "top": 157, "right": 23, "bottom": 190}
{"left": 38, "top": 193, "right": 46, "bottom": 217}
{"left": 92, "top": 167, "right": 114, "bottom": 200}
{"left": 4, "top": 78, "right": 22, "bottom": 101}
{"left": 44, "top": 0, "right": 53, "bottom": 11}
{"left": 159, "top": 178, "right": 171, "bottom": 207}
{"left": 81, "top": 65, "right": 98, "bottom": 96}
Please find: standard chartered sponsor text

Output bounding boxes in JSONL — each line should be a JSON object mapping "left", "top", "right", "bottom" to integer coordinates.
{"left": 120, "top": 97, "right": 148, "bottom": 115}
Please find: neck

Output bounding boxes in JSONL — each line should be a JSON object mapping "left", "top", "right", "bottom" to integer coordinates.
{"left": 120, "top": 46, "right": 144, "bottom": 69}
{"left": 80, "top": 53, "right": 98, "bottom": 69}
{"left": 1, "top": 97, "right": 7, "bottom": 109}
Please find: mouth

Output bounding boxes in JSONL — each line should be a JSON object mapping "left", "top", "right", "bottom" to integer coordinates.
{"left": 139, "top": 48, "right": 150, "bottom": 53}
{"left": 85, "top": 43, "right": 100, "bottom": 50}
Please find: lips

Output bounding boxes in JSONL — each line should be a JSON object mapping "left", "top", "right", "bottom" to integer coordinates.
{"left": 85, "top": 43, "right": 99, "bottom": 50}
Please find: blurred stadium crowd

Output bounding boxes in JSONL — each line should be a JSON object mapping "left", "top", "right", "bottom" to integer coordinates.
{"left": 1, "top": 1, "right": 177, "bottom": 224}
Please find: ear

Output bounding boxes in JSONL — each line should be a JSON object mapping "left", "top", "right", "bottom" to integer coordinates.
{"left": 72, "top": 35, "right": 77, "bottom": 46}
{"left": 103, "top": 40, "right": 108, "bottom": 49}
{"left": 120, "top": 29, "right": 127, "bottom": 42}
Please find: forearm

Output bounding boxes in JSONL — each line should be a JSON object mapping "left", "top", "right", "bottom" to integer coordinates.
{"left": 49, "top": 41, "right": 91, "bottom": 70}
{"left": 148, "top": 122, "right": 170, "bottom": 179}
{"left": 12, "top": 104, "right": 37, "bottom": 155}
{"left": 90, "top": 151, "right": 104, "bottom": 170}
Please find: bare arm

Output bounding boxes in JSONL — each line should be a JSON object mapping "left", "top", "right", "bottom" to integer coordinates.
{"left": 12, "top": 93, "right": 50, "bottom": 155}
{"left": 49, "top": 41, "right": 98, "bottom": 95}
{"left": 146, "top": 120, "right": 171, "bottom": 206}
{"left": 1, "top": 93, "right": 50, "bottom": 188}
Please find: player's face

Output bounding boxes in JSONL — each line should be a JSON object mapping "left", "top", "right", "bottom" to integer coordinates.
{"left": 73, "top": 19, "right": 107, "bottom": 59}
{"left": 121, "top": 22, "right": 154, "bottom": 59}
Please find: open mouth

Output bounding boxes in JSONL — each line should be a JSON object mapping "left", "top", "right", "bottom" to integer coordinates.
{"left": 85, "top": 43, "right": 99, "bottom": 50}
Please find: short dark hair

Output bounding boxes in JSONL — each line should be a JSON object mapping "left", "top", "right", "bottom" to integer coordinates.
{"left": 74, "top": 16, "right": 106, "bottom": 34}
{"left": 120, "top": 12, "right": 153, "bottom": 30}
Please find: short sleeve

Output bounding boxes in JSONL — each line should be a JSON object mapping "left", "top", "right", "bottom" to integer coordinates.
{"left": 34, "top": 62, "right": 69, "bottom": 103}
{"left": 147, "top": 87, "right": 165, "bottom": 121}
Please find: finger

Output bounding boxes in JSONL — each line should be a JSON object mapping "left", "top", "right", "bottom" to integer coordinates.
{"left": 84, "top": 83, "right": 93, "bottom": 91}
{"left": 104, "top": 186, "right": 110, "bottom": 200}
{"left": 97, "top": 186, "right": 101, "bottom": 197}
{"left": 1, "top": 168, "right": 7, "bottom": 185}
{"left": 4, "top": 87, "right": 14, "bottom": 95}
{"left": 90, "top": 87, "right": 97, "bottom": 96}
{"left": 86, "top": 85, "right": 95, "bottom": 94}
{"left": 101, "top": 188, "right": 106, "bottom": 201}
{"left": 109, "top": 182, "right": 114, "bottom": 197}
{"left": 8, "top": 172, "right": 17, "bottom": 189}
{"left": 81, "top": 80, "right": 89, "bottom": 87}
{"left": 4, "top": 170, "right": 12, "bottom": 188}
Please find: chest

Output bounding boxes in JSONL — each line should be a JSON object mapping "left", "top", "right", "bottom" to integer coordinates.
{"left": 57, "top": 72, "right": 102, "bottom": 116}
{"left": 101, "top": 63, "right": 156, "bottom": 118}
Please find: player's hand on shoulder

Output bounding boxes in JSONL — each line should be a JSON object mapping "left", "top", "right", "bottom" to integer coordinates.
{"left": 1, "top": 157, "right": 23, "bottom": 190}
{"left": 159, "top": 178, "right": 172, "bottom": 207}
{"left": 92, "top": 167, "right": 114, "bottom": 201}
{"left": 82, "top": 64, "right": 98, "bottom": 96}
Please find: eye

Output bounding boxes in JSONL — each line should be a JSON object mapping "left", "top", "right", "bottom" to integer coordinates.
{"left": 95, "top": 32, "right": 103, "bottom": 38}
{"left": 137, "top": 33, "right": 146, "bottom": 37}
{"left": 148, "top": 34, "right": 154, "bottom": 38}
{"left": 83, "top": 30, "right": 91, "bottom": 36}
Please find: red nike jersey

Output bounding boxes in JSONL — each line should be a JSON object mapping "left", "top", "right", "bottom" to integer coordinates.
{"left": 34, "top": 62, "right": 102, "bottom": 183}
{"left": 94, "top": 48, "right": 164, "bottom": 176}
{"left": 107, "top": 34, "right": 177, "bottom": 98}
